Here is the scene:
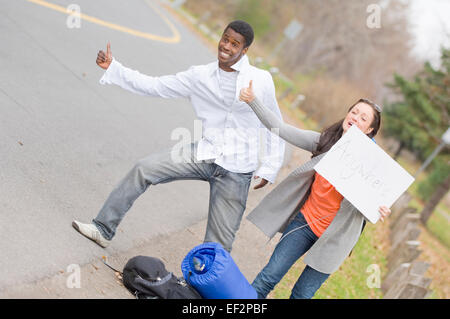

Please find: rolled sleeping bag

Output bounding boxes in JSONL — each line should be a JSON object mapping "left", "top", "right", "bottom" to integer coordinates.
{"left": 181, "top": 242, "right": 257, "bottom": 299}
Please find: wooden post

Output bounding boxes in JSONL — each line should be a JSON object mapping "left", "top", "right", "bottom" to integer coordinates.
{"left": 409, "top": 261, "right": 430, "bottom": 276}
{"left": 384, "top": 282, "right": 431, "bottom": 299}
{"left": 389, "top": 207, "right": 417, "bottom": 231}
{"left": 390, "top": 223, "right": 421, "bottom": 252}
{"left": 390, "top": 213, "right": 420, "bottom": 238}
{"left": 383, "top": 262, "right": 432, "bottom": 298}
{"left": 387, "top": 241, "right": 421, "bottom": 270}
{"left": 382, "top": 263, "right": 410, "bottom": 293}
{"left": 390, "top": 192, "right": 413, "bottom": 221}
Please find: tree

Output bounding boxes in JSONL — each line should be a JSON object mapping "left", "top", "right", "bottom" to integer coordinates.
{"left": 234, "top": 0, "right": 272, "bottom": 39}
{"left": 278, "top": 0, "right": 417, "bottom": 99}
{"left": 383, "top": 74, "right": 442, "bottom": 160}
{"left": 383, "top": 48, "right": 450, "bottom": 224}
{"left": 419, "top": 161, "right": 450, "bottom": 224}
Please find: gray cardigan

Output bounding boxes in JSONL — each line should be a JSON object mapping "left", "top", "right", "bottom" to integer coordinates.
{"left": 246, "top": 98, "right": 367, "bottom": 274}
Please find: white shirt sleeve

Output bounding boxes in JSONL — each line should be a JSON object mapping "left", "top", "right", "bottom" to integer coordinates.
{"left": 254, "top": 72, "right": 286, "bottom": 184}
{"left": 99, "top": 58, "right": 195, "bottom": 99}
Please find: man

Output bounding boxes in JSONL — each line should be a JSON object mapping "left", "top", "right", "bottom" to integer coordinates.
{"left": 72, "top": 20, "right": 285, "bottom": 252}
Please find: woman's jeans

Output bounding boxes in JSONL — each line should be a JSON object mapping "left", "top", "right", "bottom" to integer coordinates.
{"left": 92, "top": 142, "right": 253, "bottom": 252}
{"left": 252, "top": 212, "right": 330, "bottom": 299}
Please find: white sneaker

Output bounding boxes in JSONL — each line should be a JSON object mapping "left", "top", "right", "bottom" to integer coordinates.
{"left": 72, "top": 220, "right": 110, "bottom": 248}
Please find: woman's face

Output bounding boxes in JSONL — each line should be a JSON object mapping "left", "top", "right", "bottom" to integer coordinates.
{"left": 342, "top": 102, "right": 375, "bottom": 135}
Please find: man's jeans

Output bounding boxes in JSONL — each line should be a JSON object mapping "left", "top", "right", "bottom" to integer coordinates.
{"left": 92, "top": 142, "right": 253, "bottom": 252}
{"left": 252, "top": 212, "right": 330, "bottom": 299}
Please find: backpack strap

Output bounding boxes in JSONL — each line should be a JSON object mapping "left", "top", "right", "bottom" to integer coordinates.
{"left": 102, "top": 258, "right": 123, "bottom": 276}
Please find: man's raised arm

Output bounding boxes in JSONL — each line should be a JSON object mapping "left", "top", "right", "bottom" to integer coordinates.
{"left": 96, "top": 42, "right": 194, "bottom": 99}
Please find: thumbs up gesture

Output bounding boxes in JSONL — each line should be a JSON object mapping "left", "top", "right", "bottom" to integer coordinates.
{"left": 239, "top": 80, "right": 255, "bottom": 103}
{"left": 96, "top": 42, "right": 113, "bottom": 70}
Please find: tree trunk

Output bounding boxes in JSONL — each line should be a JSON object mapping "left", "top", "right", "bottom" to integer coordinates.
{"left": 420, "top": 173, "right": 450, "bottom": 225}
{"left": 394, "top": 141, "right": 405, "bottom": 160}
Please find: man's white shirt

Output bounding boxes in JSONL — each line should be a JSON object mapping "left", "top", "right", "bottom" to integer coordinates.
{"left": 99, "top": 55, "right": 285, "bottom": 184}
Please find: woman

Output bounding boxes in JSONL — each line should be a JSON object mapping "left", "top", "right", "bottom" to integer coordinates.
{"left": 239, "top": 81, "right": 391, "bottom": 299}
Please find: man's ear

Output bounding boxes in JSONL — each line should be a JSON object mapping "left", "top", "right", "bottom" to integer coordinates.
{"left": 242, "top": 47, "right": 249, "bottom": 55}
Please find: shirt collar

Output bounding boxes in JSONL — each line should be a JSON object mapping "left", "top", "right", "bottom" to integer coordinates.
{"left": 230, "top": 54, "right": 249, "bottom": 72}
{"left": 211, "top": 54, "right": 250, "bottom": 75}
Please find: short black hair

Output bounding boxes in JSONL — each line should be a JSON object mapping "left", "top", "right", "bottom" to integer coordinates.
{"left": 224, "top": 20, "right": 254, "bottom": 48}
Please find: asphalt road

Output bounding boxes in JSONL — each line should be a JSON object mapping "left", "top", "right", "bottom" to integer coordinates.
{"left": 0, "top": 0, "right": 217, "bottom": 293}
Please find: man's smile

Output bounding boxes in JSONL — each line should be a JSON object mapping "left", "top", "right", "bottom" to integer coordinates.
{"left": 219, "top": 50, "right": 232, "bottom": 59}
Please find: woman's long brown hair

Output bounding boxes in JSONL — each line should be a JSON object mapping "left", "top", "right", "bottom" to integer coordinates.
{"left": 311, "top": 98, "right": 382, "bottom": 158}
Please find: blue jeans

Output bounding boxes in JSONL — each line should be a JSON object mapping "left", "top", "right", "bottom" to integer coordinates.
{"left": 252, "top": 212, "right": 330, "bottom": 299}
{"left": 92, "top": 142, "right": 253, "bottom": 252}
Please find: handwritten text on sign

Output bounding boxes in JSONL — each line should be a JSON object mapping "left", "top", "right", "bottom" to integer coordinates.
{"left": 314, "top": 125, "right": 414, "bottom": 223}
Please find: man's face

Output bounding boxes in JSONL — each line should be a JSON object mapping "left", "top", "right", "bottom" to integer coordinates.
{"left": 218, "top": 27, "right": 248, "bottom": 71}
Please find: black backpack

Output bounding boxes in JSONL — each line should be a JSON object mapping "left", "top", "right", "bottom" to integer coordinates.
{"left": 122, "top": 255, "right": 202, "bottom": 299}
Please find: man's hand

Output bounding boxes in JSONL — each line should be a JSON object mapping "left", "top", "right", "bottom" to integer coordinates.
{"left": 253, "top": 176, "right": 269, "bottom": 190}
{"left": 239, "top": 80, "right": 255, "bottom": 103}
{"left": 96, "top": 42, "right": 113, "bottom": 70}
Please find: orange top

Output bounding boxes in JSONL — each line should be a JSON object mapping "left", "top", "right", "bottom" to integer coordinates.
{"left": 301, "top": 172, "right": 344, "bottom": 237}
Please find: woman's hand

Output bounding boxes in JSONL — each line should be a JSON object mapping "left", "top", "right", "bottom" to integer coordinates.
{"left": 239, "top": 80, "right": 255, "bottom": 103}
{"left": 379, "top": 206, "right": 391, "bottom": 222}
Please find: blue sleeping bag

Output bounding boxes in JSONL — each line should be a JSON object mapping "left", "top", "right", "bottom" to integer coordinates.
{"left": 181, "top": 242, "right": 257, "bottom": 299}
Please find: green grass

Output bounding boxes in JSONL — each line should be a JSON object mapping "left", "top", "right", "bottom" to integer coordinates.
{"left": 426, "top": 203, "right": 450, "bottom": 249}
{"left": 273, "top": 74, "right": 294, "bottom": 91}
{"left": 271, "top": 224, "right": 386, "bottom": 299}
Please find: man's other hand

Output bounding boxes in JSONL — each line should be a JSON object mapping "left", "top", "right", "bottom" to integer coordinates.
{"left": 253, "top": 176, "right": 269, "bottom": 190}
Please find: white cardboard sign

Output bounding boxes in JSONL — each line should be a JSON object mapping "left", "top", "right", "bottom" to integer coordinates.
{"left": 314, "top": 125, "right": 415, "bottom": 223}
